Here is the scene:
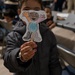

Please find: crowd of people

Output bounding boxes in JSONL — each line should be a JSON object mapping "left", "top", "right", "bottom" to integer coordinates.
{"left": 0, "top": 0, "right": 56, "bottom": 42}
{"left": 0, "top": 0, "right": 75, "bottom": 24}
{"left": 0, "top": 0, "right": 74, "bottom": 42}
{"left": 42, "top": 0, "right": 75, "bottom": 13}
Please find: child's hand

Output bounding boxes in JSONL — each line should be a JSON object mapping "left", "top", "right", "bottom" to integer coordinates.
{"left": 20, "top": 41, "right": 37, "bottom": 62}
{"left": 49, "top": 23, "right": 56, "bottom": 29}
{"left": 46, "top": 20, "right": 56, "bottom": 29}
{"left": 46, "top": 20, "right": 53, "bottom": 27}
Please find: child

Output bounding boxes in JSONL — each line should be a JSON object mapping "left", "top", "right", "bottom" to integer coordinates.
{"left": 3, "top": 9, "right": 18, "bottom": 25}
{"left": 3, "top": 0, "right": 62, "bottom": 75}
{"left": 44, "top": 6, "right": 56, "bottom": 29}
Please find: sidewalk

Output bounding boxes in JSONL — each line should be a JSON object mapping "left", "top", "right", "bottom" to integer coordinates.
{"left": 0, "top": 59, "right": 13, "bottom": 75}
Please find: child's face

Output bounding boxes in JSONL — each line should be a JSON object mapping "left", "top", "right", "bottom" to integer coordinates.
{"left": 21, "top": 0, "right": 41, "bottom": 11}
{"left": 4, "top": 16, "right": 13, "bottom": 23}
{"left": 45, "top": 8, "right": 52, "bottom": 19}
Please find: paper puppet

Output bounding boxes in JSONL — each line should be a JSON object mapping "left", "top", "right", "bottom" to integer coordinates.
{"left": 19, "top": 10, "right": 47, "bottom": 42}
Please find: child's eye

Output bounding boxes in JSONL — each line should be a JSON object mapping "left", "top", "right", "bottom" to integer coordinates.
{"left": 23, "top": 7, "right": 30, "bottom": 10}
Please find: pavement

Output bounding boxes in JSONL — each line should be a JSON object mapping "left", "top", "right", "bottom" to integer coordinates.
{"left": 0, "top": 46, "right": 13, "bottom": 75}
{"left": 0, "top": 59, "right": 13, "bottom": 75}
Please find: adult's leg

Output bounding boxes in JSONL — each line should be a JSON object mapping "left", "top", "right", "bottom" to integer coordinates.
{"left": 58, "top": 0, "right": 65, "bottom": 12}
{"left": 54, "top": 2, "right": 58, "bottom": 11}
{"left": 67, "top": 0, "right": 73, "bottom": 13}
{"left": 73, "top": 0, "right": 75, "bottom": 14}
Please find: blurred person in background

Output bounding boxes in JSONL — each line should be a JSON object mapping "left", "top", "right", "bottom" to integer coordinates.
{"left": 0, "top": 0, "right": 5, "bottom": 11}
{"left": 0, "top": 0, "right": 5, "bottom": 19}
{"left": 42, "top": 0, "right": 54, "bottom": 7}
{"left": 54, "top": 0, "right": 66, "bottom": 12}
{"left": 3, "top": 9, "right": 18, "bottom": 26}
{"left": 67, "top": 0, "right": 75, "bottom": 14}
{"left": 4, "top": 0, "right": 18, "bottom": 16}
{"left": 44, "top": 6, "right": 56, "bottom": 29}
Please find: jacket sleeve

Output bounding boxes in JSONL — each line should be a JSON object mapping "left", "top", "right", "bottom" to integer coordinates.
{"left": 3, "top": 32, "right": 32, "bottom": 73}
{"left": 49, "top": 31, "right": 62, "bottom": 75}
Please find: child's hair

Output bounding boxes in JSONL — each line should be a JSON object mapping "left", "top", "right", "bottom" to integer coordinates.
{"left": 3, "top": 9, "right": 16, "bottom": 18}
{"left": 18, "top": 0, "right": 43, "bottom": 9}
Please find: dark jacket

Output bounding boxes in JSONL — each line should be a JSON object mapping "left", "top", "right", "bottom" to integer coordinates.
{"left": 3, "top": 20, "right": 62, "bottom": 75}
{"left": 44, "top": 16, "right": 54, "bottom": 25}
